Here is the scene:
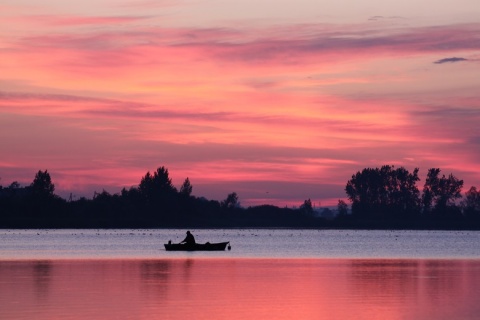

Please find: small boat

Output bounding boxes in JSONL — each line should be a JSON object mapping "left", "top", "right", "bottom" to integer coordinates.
{"left": 164, "top": 241, "right": 231, "bottom": 251}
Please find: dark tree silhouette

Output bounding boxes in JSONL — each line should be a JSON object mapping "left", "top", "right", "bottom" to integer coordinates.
{"left": 137, "top": 166, "right": 180, "bottom": 221}
{"left": 386, "top": 167, "right": 421, "bottom": 215}
{"left": 9, "top": 181, "right": 20, "bottom": 189}
{"left": 2, "top": 164, "right": 480, "bottom": 229}
{"left": 139, "top": 167, "right": 176, "bottom": 195}
{"left": 337, "top": 199, "right": 348, "bottom": 216}
{"left": 221, "top": 192, "right": 239, "bottom": 209}
{"left": 300, "top": 198, "right": 313, "bottom": 214}
{"left": 422, "top": 168, "right": 463, "bottom": 215}
{"left": 345, "top": 165, "right": 420, "bottom": 218}
{"left": 139, "top": 167, "right": 177, "bottom": 202}
{"left": 462, "top": 186, "right": 480, "bottom": 218}
{"left": 31, "top": 170, "right": 55, "bottom": 197}
{"left": 180, "top": 177, "right": 193, "bottom": 197}
{"left": 19, "top": 170, "right": 66, "bottom": 220}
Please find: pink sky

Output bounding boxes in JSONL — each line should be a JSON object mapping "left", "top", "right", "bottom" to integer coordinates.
{"left": 1, "top": 0, "right": 479, "bottom": 207}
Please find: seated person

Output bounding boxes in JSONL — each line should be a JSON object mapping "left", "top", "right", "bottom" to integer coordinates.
{"left": 180, "top": 231, "right": 196, "bottom": 245}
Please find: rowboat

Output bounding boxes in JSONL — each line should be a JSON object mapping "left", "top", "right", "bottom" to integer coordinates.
{"left": 164, "top": 241, "right": 231, "bottom": 251}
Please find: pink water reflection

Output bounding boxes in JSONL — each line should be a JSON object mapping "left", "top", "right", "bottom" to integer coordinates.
{"left": 1, "top": 259, "right": 479, "bottom": 319}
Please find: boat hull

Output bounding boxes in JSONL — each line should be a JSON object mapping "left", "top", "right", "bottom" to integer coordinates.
{"left": 164, "top": 241, "right": 230, "bottom": 251}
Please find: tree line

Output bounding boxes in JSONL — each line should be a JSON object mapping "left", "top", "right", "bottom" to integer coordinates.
{"left": 344, "top": 165, "right": 480, "bottom": 221}
{"left": 0, "top": 165, "right": 479, "bottom": 229}
{"left": 0, "top": 167, "right": 318, "bottom": 228}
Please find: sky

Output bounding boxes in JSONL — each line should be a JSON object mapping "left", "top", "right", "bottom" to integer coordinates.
{"left": 1, "top": 0, "right": 479, "bottom": 207}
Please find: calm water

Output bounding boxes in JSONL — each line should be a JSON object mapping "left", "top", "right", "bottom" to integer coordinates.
{"left": 1, "top": 229, "right": 480, "bottom": 319}
{"left": 1, "top": 229, "right": 479, "bottom": 259}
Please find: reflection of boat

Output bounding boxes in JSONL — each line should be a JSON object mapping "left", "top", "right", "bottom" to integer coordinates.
{"left": 164, "top": 241, "right": 231, "bottom": 251}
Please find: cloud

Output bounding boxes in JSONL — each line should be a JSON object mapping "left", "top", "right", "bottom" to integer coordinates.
{"left": 434, "top": 57, "right": 468, "bottom": 64}
{"left": 177, "top": 23, "right": 480, "bottom": 64}
{"left": 11, "top": 22, "right": 480, "bottom": 63}
{"left": 23, "top": 14, "right": 152, "bottom": 27}
{"left": 0, "top": 91, "right": 236, "bottom": 121}
{"left": 3, "top": 14, "right": 480, "bottom": 206}
{"left": 0, "top": 91, "right": 403, "bottom": 143}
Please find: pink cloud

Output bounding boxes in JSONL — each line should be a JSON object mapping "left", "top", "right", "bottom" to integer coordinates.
{"left": 23, "top": 14, "right": 151, "bottom": 26}
{"left": 0, "top": 91, "right": 411, "bottom": 150}
{"left": 3, "top": 21, "right": 479, "bottom": 93}
{"left": 10, "top": 22, "right": 480, "bottom": 61}
{"left": 2, "top": 15, "right": 480, "bottom": 206}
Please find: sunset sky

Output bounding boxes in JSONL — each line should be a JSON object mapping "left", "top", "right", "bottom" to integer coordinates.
{"left": 1, "top": 0, "right": 479, "bottom": 207}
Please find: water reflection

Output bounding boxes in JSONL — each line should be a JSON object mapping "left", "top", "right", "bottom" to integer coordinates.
{"left": 140, "top": 260, "right": 171, "bottom": 301}
{"left": 1, "top": 259, "right": 479, "bottom": 319}
{"left": 33, "top": 260, "right": 52, "bottom": 301}
{"left": 141, "top": 260, "right": 171, "bottom": 281}
{"left": 348, "top": 260, "right": 480, "bottom": 319}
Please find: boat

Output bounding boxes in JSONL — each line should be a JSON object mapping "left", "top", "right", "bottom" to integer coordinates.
{"left": 164, "top": 241, "right": 231, "bottom": 251}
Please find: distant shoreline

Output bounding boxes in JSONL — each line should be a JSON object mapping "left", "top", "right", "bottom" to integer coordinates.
{"left": 2, "top": 166, "right": 479, "bottom": 231}
{"left": 2, "top": 220, "right": 480, "bottom": 231}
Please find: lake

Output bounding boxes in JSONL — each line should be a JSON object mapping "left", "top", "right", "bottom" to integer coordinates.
{"left": 1, "top": 229, "right": 480, "bottom": 319}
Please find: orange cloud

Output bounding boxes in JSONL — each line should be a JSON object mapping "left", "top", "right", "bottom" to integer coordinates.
{"left": 1, "top": 10, "right": 480, "bottom": 206}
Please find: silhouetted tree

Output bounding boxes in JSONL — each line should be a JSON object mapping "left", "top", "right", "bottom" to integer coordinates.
{"left": 222, "top": 192, "right": 239, "bottom": 209}
{"left": 337, "top": 200, "right": 348, "bottom": 216}
{"left": 345, "top": 165, "right": 420, "bottom": 218}
{"left": 136, "top": 166, "right": 180, "bottom": 221}
{"left": 140, "top": 167, "right": 176, "bottom": 194}
{"left": 180, "top": 177, "right": 193, "bottom": 197}
{"left": 7, "top": 181, "right": 20, "bottom": 190}
{"left": 386, "top": 167, "right": 421, "bottom": 215}
{"left": 3, "top": 164, "right": 479, "bottom": 229}
{"left": 139, "top": 171, "right": 153, "bottom": 194}
{"left": 9, "top": 181, "right": 20, "bottom": 189}
{"left": 92, "top": 190, "right": 116, "bottom": 216}
{"left": 93, "top": 189, "right": 112, "bottom": 200}
{"left": 139, "top": 166, "right": 177, "bottom": 204}
{"left": 462, "top": 186, "right": 480, "bottom": 218}
{"left": 422, "top": 168, "right": 463, "bottom": 215}
{"left": 23, "top": 170, "right": 66, "bottom": 219}
{"left": 422, "top": 168, "right": 438, "bottom": 213}
{"left": 31, "top": 170, "right": 55, "bottom": 197}
{"left": 300, "top": 198, "right": 314, "bottom": 214}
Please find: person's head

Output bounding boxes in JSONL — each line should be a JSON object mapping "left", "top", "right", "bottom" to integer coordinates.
{"left": 186, "top": 231, "right": 191, "bottom": 234}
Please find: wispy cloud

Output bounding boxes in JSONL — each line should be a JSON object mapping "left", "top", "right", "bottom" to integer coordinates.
{"left": 0, "top": 91, "right": 394, "bottom": 137}
{"left": 434, "top": 57, "right": 468, "bottom": 64}
{"left": 2, "top": 8, "right": 480, "bottom": 205}
{"left": 11, "top": 22, "right": 480, "bottom": 60}
{"left": 28, "top": 14, "right": 152, "bottom": 26}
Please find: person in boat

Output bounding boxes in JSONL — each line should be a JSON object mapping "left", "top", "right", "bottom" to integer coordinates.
{"left": 180, "top": 231, "right": 196, "bottom": 245}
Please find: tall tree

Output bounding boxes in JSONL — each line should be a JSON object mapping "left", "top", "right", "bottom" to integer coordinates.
{"left": 462, "top": 186, "right": 480, "bottom": 218}
{"left": 337, "top": 200, "right": 348, "bottom": 216}
{"left": 138, "top": 166, "right": 178, "bottom": 216}
{"left": 300, "top": 198, "right": 313, "bottom": 214}
{"left": 345, "top": 165, "right": 420, "bottom": 218}
{"left": 222, "top": 192, "right": 239, "bottom": 209}
{"left": 422, "top": 168, "right": 463, "bottom": 214}
{"left": 386, "top": 167, "right": 421, "bottom": 215}
{"left": 30, "top": 170, "right": 55, "bottom": 197}
{"left": 179, "top": 177, "right": 193, "bottom": 197}
{"left": 139, "top": 166, "right": 177, "bottom": 199}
